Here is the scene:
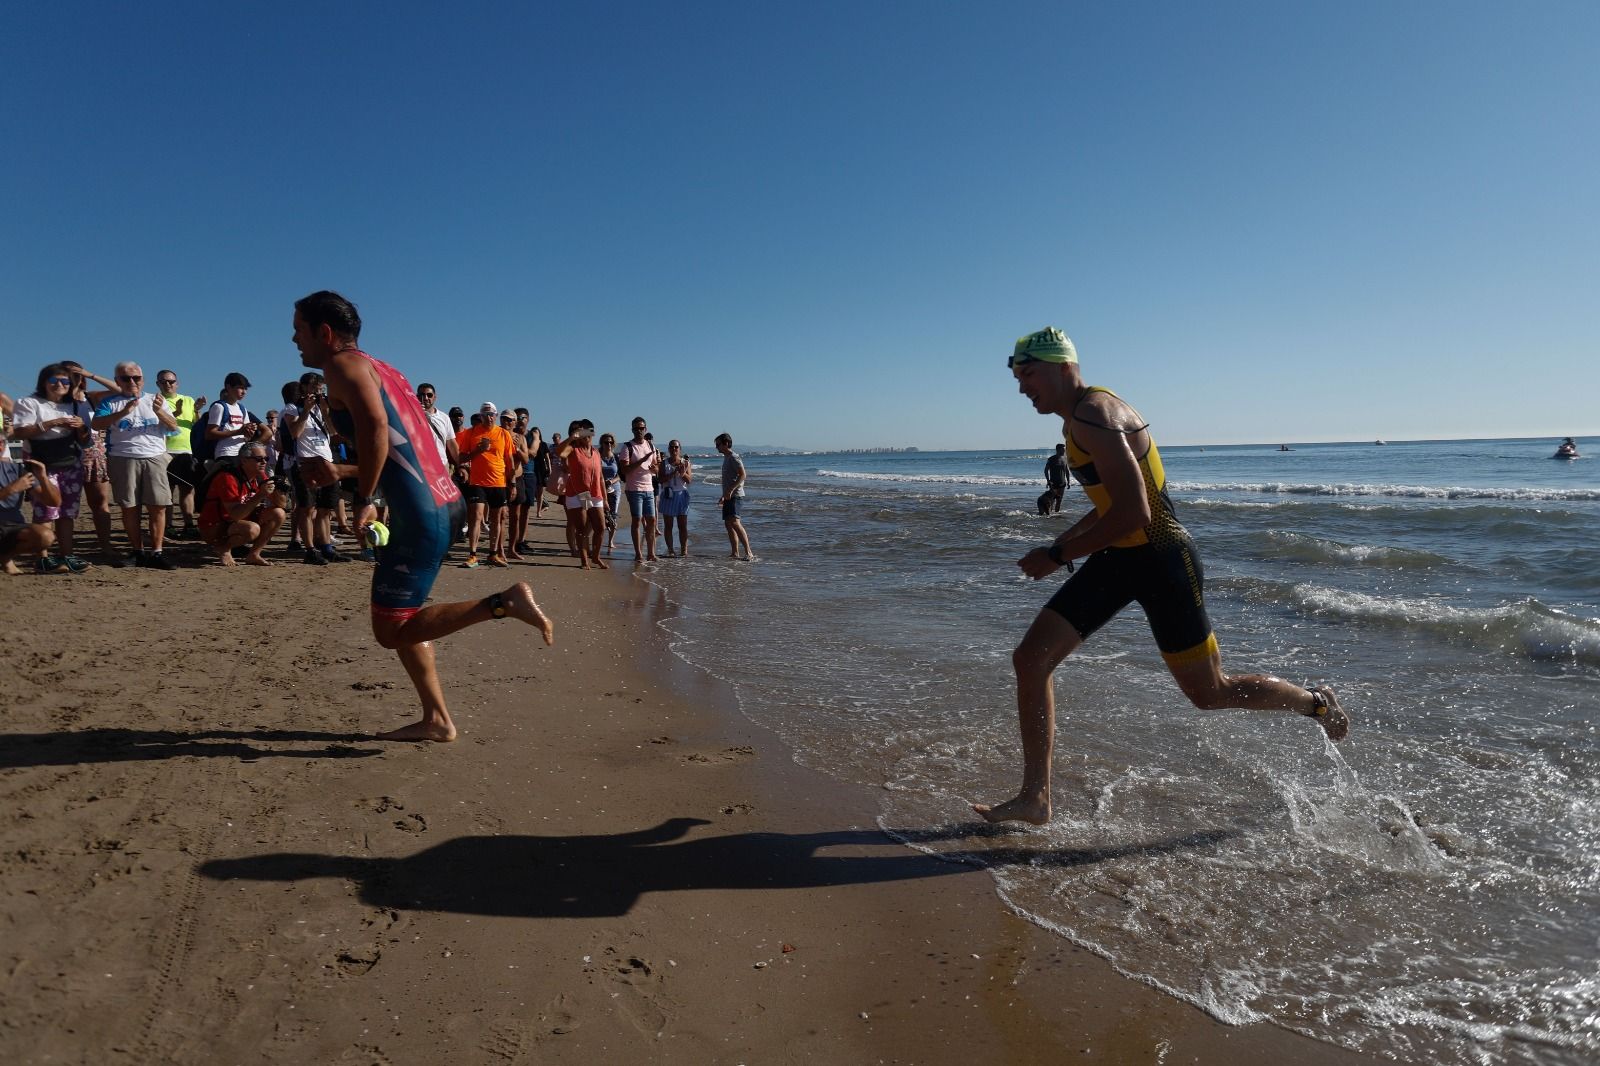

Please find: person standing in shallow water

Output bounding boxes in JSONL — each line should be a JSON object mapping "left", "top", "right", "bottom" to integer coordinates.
{"left": 291, "top": 290, "right": 554, "bottom": 742}
{"left": 974, "top": 327, "right": 1349, "bottom": 826}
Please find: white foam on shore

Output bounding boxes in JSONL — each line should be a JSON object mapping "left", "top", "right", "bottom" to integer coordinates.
{"left": 1171, "top": 481, "right": 1600, "bottom": 501}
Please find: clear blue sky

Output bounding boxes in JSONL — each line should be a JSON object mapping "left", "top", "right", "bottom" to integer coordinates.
{"left": 4, "top": 2, "right": 1596, "bottom": 449}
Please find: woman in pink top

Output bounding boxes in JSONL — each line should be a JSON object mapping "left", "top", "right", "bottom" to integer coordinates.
{"left": 555, "top": 419, "right": 607, "bottom": 570}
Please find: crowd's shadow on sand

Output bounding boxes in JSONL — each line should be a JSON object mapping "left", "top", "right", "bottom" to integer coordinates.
{"left": 0, "top": 728, "right": 381, "bottom": 769}
{"left": 199, "top": 817, "right": 1237, "bottom": 917}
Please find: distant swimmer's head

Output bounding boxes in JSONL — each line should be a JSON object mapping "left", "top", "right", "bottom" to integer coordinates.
{"left": 1008, "top": 327, "right": 1077, "bottom": 369}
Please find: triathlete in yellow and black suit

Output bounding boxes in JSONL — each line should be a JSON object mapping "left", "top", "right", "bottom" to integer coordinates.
{"left": 1049, "top": 386, "right": 1217, "bottom": 665}
{"left": 973, "top": 327, "right": 1350, "bottom": 828}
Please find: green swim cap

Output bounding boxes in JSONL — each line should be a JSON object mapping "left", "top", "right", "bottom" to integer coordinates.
{"left": 1010, "top": 327, "right": 1077, "bottom": 367}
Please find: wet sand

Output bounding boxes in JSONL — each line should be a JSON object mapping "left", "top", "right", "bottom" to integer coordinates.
{"left": 0, "top": 515, "right": 1375, "bottom": 1064}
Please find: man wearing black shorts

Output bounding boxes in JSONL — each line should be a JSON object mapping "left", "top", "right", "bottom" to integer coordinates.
{"left": 974, "top": 327, "right": 1350, "bottom": 826}
{"left": 454, "top": 402, "right": 515, "bottom": 568}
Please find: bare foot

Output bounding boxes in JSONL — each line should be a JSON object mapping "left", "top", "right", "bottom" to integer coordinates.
{"left": 972, "top": 793, "right": 1051, "bottom": 825}
{"left": 579, "top": 559, "right": 591, "bottom": 570}
{"left": 377, "top": 719, "right": 458, "bottom": 742}
{"left": 595, "top": 558, "right": 609, "bottom": 570}
{"left": 217, "top": 552, "right": 237, "bottom": 568}
{"left": 244, "top": 552, "right": 272, "bottom": 566}
{"left": 490, "top": 553, "right": 509, "bottom": 568}
{"left": 505, "top": 549, "right": 523, "bottom": 561}
{"left": 503, "top": 582, "right": 555, "bottom": 645}
{"left": 1, "top": 560, "right": 20, "bottom": 575}
{"left": 1308, "top": 686, "right": 1350, "bottom": 742}
{"left": 646, "top": 552, "right": 658, "bottom": 561}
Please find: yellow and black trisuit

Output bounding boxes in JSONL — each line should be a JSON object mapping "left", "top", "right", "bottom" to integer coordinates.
{"left": 1046, "top": 386, "right": 1219, "bottom": 666}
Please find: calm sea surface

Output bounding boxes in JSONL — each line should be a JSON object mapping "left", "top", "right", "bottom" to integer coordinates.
{"left": 635, "top": 437, "right": 1598, "bottom": 1065}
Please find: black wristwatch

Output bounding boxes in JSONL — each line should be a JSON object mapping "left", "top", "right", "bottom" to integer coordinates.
{"left": 1047, "top": 543, "right": 1074, "bottom": 571}
{"left": 354, "top": 494, "right": 373, "bottom": 508}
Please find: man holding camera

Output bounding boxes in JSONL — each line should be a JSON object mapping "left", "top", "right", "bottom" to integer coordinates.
{"left": 198, "top": 442, "right": 285, "bottom": 566}
{"left": 205, "top": 372, "right": 265, "bottom": 474}
{"left": 284, "top": 371, "right": 346, "bottom": 565}
{"left": 0, "top": 424, "right": 64, "bottom": 574}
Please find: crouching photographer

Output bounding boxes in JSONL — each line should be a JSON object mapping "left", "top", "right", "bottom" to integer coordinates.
{"left": 197, "top": 443, "right": 284, "bottom": 567}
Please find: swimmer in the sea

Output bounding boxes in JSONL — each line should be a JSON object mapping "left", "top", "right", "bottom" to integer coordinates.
{"left": 974, "top": 327, "right": 1349, "bottom": 826}
{"left": 291, "top": 290, "right": 554, "bottom": 742}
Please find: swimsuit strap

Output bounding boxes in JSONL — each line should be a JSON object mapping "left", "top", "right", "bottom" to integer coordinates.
{"left": 1071, "top": 386, "right": 1149, "bottom": 435}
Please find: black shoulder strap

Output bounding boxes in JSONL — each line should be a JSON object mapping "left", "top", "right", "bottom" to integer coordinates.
{"left": 1071, "top": 388, "right": 1149, "bottom": 435}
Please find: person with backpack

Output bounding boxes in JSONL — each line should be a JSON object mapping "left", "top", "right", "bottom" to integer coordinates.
{"left": 200, "top": 372, "right": 265, "bottom": 474}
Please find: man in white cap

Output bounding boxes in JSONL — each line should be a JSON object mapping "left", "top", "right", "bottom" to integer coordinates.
{"left": 974, "top": 327, "right": 1351, "bottom": 826}
{"left": 453, "top": 401, "right": 516, "bottom": 567}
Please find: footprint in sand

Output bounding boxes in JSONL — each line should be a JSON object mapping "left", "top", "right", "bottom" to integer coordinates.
{"left": 683, "top": 746, "right": 755, "bottom": 765}
{"left": 720, "top": 803, "right": 754, "bottom": 815}
{"left": 334, "top": 943, "right": 381, "bottom": 976}
{"left": 393, "top": 813, "right": 427, "bottom": 833}
{"left": 481, "top": 1018, "right": 535, "bottom": 1061}
{"left": 607, "top": 953, "right": 669, "bottom": 1037}
{"left": 360, "top": 796, "right": 404, "bottom": 814}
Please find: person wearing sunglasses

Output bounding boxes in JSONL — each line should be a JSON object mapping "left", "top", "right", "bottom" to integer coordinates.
{"left": 973, "top": 327, "right": 1350, "bottom": 827}
{"left": 154, "top": 370, "right": 205, "bottom": 540}
{"left": 197, "top": 442, "right": 284, "bottom": 567}
{"left": 91, "top": 361, "right": 180, "bottom": 569}
{"left": 8, "top": 364, "right": 95, "bottom": 571}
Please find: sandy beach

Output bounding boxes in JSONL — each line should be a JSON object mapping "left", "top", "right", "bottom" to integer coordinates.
{"left": 0, "top": 515, "right": 1376, "bottom": 1065}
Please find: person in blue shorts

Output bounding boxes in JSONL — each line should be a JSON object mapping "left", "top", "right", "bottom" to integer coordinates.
{"left": 715, "top": 433, "right": 752, "bottom": 560}
{"left": 291, "top": 290, "right": 554, "bottom": 742}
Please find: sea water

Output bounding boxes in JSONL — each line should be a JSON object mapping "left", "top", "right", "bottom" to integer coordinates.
{"left": 634, "top": 437, "right": 1598, "bottom": 1065}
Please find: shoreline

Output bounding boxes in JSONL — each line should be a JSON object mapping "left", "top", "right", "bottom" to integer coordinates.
{"left": 1, "top": 515, "right": 1375, "bottom": 1064}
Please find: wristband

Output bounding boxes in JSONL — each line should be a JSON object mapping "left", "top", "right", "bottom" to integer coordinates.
{"left": 354, "top": 494, "right": 373, "bottom": 508}
{"left": 1047, "top": 543, "right": 1074, "bottom": 572}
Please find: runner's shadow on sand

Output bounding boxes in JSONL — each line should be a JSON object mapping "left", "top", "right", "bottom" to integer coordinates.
{"left": 199, "top": 818, "right": 1237, "bottom": 917}
{"left": 0, "top": 728, "right": 381, "bottom": 769}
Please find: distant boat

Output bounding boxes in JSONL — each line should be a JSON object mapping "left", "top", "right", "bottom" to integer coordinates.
{"left": 1554, "top": 439, "right": 1579, "bottom": 460}
{"left": 1278, "top": 444, "right": 1292, "bottom": 452}
{"left": 1374, "top": 439, "right": 1387, "bottom": 446}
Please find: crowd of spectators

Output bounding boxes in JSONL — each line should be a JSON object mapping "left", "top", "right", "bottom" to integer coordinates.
{"left": 0, "top": 363, "right": 752, "bottom": 574}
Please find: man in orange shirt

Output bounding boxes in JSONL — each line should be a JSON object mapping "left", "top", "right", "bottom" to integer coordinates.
{"left": 453, "top": 401, "right": 515, "bottom": 568}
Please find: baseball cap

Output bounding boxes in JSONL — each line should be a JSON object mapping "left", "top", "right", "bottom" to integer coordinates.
{"left": 479, "top": 401, "right": 497, "bottom": 416}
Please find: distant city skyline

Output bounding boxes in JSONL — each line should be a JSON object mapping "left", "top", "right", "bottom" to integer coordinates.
{"left": 4, "top": 2, "right": 1595, "bottom": 450}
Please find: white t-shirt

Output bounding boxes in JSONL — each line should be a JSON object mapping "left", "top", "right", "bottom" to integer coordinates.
{"left": 98, "top": 394, "right": 174, "bottom": 459}
{"left": 281, "top": 403, "right": 334, "bottom": 461}
{"left": 207, "top": 401, "right": 248, "bottom": 458}
{"left": 424, "top": 408, "right": 453, "bottom": 466}
{"left": 11, "top": 396, "right": 82, "bottom": 443}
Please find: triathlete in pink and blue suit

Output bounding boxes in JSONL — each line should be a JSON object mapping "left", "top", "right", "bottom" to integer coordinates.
{"left": 292, "top": 291, "right": 554, "bottom": 742}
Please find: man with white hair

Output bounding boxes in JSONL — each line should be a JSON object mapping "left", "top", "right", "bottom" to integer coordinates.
{"left": 453, "top": 400, "right": 515, "bottom": 568}
{"left": 91, "top": 361, "right": 179, "bottom": 569}
{"left": 198, "top": 441, "right": 285, "bottom": 566}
